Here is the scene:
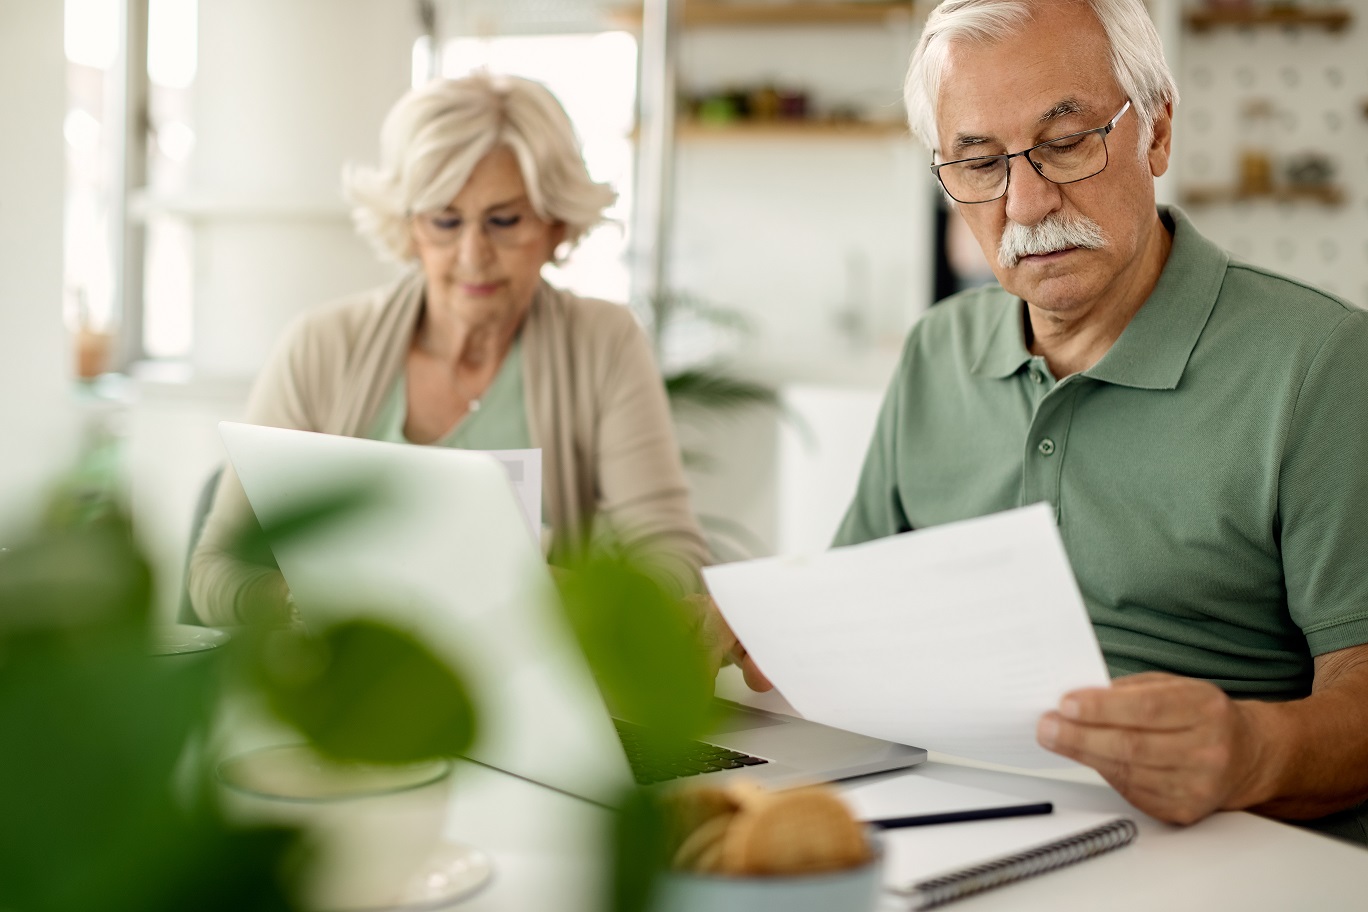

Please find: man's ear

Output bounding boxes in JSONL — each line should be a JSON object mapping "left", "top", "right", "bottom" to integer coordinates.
{"left": 1148, "top": 100, "right": 1174, "bottom": 179}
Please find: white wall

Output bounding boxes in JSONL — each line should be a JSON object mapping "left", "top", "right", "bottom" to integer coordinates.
{"left": 662, "top": 20, "right": 926, "bottom": 558}
{"left": 130, "top": 0, "right": 421, "bottom": 619}
{"left": 0, "top": 0, "right": 78, "bottom": 529}
{"left": 186, "top": 0, "right": 417, "bottom": 376}
{"left": 668, "top": 21, "right": 935, "bottom": 366}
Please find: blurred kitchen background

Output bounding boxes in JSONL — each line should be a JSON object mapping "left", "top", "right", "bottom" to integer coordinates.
{"left": 3, "top": 0, "right": 1365, "bottom": 621}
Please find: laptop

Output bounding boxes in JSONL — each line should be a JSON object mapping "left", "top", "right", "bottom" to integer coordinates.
{"left": 218, "top": 422, "right": 925, "bottom": 805}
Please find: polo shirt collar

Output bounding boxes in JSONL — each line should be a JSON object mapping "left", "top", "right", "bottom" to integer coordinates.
{"left": 971, "top": 296, "right": 1034, "bottom": 379}
{"left": 1082, "top": 205, "right": 1229, "bottom": 390}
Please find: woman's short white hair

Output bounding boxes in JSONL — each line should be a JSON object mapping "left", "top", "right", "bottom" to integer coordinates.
{"left": 344, "top": 72, "right": 616, "bottom": 263}
{"left": 905, "top": 0, "right": 1178, "bottom": 157}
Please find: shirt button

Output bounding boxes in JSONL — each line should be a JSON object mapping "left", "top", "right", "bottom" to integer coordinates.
{"left": 1038, "top": 438, "right": 1056, "bottom": 456}
{"left": 1030, "top": 370, "right": 1044, "bottom": 384}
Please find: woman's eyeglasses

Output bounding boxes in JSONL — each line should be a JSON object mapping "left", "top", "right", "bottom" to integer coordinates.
{"left": 410, "top": 205, "right": 549, "bottom": 248}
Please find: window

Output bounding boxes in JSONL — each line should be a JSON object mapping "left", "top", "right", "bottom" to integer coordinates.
{"left": 63, "top": 0, "right": 199, "bottom": 372}
{"left": 141, "top": 0, "right": 197, "bottom": 360}
{"left": 63, "top": 0, "right": 121, "bottom": 374}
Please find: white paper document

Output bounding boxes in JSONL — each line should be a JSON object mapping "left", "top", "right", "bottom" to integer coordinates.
{"left": 703, "top": 504, "right": 1111, "bottom": 768}
{"left": 482, "top": 448, "right": 542, "bottom": 538}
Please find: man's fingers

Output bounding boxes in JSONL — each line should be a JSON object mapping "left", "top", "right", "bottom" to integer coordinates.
{"left": 1060, "top": 746, "right": 1231, "bottom": 826}
{"left": 1039, "top": 712, "right": 1195, "bottom": 770}
{"left": 1059, "top": 675, "right": 1225, "bottom": 730}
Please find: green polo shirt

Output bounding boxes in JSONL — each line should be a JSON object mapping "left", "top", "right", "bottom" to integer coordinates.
{"left": 835, "top": 206, "right": 1368, "bottom": 700}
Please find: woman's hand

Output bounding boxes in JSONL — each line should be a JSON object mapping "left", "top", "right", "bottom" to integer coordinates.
{"left": 684, "top": 593, "right": 773, "bottom": 692}
{"left": 238, "top": 571, "right": 301, "bottom": 628}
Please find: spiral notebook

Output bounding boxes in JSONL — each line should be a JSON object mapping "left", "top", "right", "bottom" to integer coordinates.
{"left": 840, "top": 776, "right": 1137, "bottom": 909}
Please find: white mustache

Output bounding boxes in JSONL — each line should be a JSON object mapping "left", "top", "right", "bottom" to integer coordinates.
{"left": 998, "top": 214, "right": 1108, "bottom": 269}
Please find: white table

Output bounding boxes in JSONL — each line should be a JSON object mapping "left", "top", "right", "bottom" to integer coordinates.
{"left": 433, "top": 669, "right": 1368, "bottom": 911}
{"left": 217, "top": 673, "right": 1368, "bottom": 911}
{"left": 437, "top": 756, "right": 1368, "bottom": 912}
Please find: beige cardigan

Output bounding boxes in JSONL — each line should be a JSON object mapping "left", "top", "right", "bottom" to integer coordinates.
{"left": 189, "top": 271, "right": 708, "bottom": 625}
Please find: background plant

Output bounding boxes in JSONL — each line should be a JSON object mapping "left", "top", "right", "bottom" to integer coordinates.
{"left": 637, "top": 289, "right": 810, "bottom": 562}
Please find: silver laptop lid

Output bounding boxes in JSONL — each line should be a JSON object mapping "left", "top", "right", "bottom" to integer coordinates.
{"left": 218, "top": 421, "right": 634, "bottom": 804}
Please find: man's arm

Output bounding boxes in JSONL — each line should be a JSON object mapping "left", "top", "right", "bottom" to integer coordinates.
{"left": 1037, "top": 642, "right": 1368, "bottom": 825}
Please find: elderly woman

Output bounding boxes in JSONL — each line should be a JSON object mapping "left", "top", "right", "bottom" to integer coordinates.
{"left": 189, "top": 73, "right": 708, "bottom": 625}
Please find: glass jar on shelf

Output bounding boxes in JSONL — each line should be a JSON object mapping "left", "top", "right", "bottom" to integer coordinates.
{"left": 1237, "top": 98, "right": 1276, "bottom": 197}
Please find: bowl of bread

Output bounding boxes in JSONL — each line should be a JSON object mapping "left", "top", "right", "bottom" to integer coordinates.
{"left": 651, "top": 779, "right": 882, "bottom": 912}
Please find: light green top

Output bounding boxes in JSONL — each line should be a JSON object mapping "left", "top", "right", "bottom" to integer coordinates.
{"left": 835, "top": 206, "right": 1368, "bottom": 701}
{"left": 368, "top": 336, "right": 534, "bottom": 452}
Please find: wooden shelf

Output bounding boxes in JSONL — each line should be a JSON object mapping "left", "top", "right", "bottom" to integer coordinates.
{"left": 611, "top": 2, "right": 918, "bottom": 28}
{"left": 1180, "top": 184, "right": 1347, "bottom": 206}
{"left": 665, "top": 118, "right": 910, "bottom": 139}
{"left": 1184, "top": 6, "right": 1352, "bottom": 32}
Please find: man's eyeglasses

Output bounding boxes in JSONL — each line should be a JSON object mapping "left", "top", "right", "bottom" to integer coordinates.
{"left": 410, "top": 205, "right": 548, "bottom": 248}
{"left": 931, "top": 100, "right": 1132, "bottom": 204}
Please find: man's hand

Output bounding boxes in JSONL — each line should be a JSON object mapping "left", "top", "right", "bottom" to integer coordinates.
{"left": 683, "top": 593, "right": 773, "bottom": 692}
{"left": 1036, "top": 672, "right": 1274, "bottom": 825}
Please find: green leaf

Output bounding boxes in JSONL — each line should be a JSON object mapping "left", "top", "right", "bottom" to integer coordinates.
{"left": 698, "top": 513, "right": 770, "bottom": 563}
{"left": 610, "top": 786, "right": 671, "bottom": 912}
{"left": 0, "top": 629, "right": 226, "bottom": 910}
{"left": 665, "top": 369, "right": 779, "bottom": 414}
{"left": 636, "top": 290, "right": 756, "bottom": 353}
{"left": 556, "top": 549, "right": 714, "bottom": 745}
{"left": 150, "top": 821, "right": 301, "bottom": 912}
{"left": 225, "top": 482, "right": 381, "bottom": 569}
{"left": 0, "top": 509, "right": 152, "bottom": 633}
{"left": 678, "top": 447, "right": 717, "bottom": 472}
{"left": 254, "top": 619, "right": 477, "bottom": 765}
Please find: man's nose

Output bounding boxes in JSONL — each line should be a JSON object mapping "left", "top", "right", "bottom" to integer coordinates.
{"left": 1002, "top": 154, "right": 1063, "bottom": 228}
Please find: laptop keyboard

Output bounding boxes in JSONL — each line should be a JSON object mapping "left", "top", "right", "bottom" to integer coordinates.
{"left": 613, "top": 718, "right": 769, "bottom": 785}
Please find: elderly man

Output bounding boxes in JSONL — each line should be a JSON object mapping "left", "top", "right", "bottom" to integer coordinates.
{"left": 728, "top": 0, "right": 1368, "bottom": 841}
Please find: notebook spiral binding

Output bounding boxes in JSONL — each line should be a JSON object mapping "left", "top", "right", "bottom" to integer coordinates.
{"left": 894, "top": 817, "right": 1139, "bottom": 910}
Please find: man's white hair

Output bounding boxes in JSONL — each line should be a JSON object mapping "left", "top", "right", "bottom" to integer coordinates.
{"left": 345, "top": 72, "right": 616, "bottom": 263}
{"left": 904, "top": 0, "right": 1179, "bottom": 158}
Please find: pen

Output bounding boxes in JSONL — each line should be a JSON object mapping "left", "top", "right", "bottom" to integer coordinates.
{"left": 868, "top": 801, "right": 1054, "bottom": 829}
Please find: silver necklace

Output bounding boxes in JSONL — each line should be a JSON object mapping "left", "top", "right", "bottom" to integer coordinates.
{"left": 415, "top": 325, "right": 485, "bottom": 413}
{"left": 447, "top": 361, "right": 484, "bottom": 414}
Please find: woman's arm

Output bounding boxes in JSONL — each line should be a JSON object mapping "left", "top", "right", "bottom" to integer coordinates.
{"left": 591, "top": 315, "right": 710, "bottom": 595}
{"left": 187, "top": 316, "right": 331, "bottom": 625}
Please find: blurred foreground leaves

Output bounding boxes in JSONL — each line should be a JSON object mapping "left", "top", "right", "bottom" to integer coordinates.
{"left": 250, "top": 619, "right": 476, "bottom": 764}
{"left": 0, "top": 469, "right": 720, "bottom": 912}
{"left": 556, "top": 546, "right": 720, "bottom": 912}
{"left": 0, "top": 496, "right": 299, "bottom": 912}
{"left": 610, "top": 786, "right": 674, "bottom": 912}
{"left": 558, "top": 547, "right": 715, "bottom": 747}
{"left": 0, "top": 480, "right": 477, "bottom": 912}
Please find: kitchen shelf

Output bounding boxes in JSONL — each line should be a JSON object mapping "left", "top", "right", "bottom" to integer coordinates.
{"left": 1184, "top": 6, "right": 1352, "bottom": 33}
{"left": 671, "top": 118, "right": 910, "bottom": 139}
{"left": 611, "top": 1, "right": 917, "bottom": 28}
{"left": 1180, "top": 184, "right": 1347, "bottom": 206}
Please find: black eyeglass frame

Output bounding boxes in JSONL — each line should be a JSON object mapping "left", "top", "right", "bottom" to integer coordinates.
{"left": 930, "top": 100, "right": 1133, "bottom": 204}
